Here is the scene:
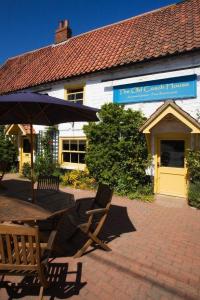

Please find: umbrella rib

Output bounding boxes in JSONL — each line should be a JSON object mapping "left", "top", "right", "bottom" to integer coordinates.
{"left": 34, "top": 103, "right": 51, "bottom": 124}
{"left": 17, "top": 102, "right": 51, "bottom": 125}
{"left": 0, "top": 103, "right": 19, "bottom": 120}
{"left": 17, "top": 102, "right": 33, "bottom": 123}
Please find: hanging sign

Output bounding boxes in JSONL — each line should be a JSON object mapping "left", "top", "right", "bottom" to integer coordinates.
{"left": 113, "top": 75, "right": 197, "bottom": 104}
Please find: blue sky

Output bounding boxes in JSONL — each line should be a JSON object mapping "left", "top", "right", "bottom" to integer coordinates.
{"left": 0, "top": 0, "right": 179, "bottom": 65}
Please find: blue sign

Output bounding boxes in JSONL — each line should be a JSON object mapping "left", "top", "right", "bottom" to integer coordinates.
{"left": 113, "top": 75, "right": 197, "bottom": 104}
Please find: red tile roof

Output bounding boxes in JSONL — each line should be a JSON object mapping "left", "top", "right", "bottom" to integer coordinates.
{"left": 0, "top": 0, "right": 200, "bottom": 94}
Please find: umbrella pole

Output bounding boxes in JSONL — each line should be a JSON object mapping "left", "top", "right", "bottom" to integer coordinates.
{"left": 30, "top": 123, "right": 35, "bottom": 203}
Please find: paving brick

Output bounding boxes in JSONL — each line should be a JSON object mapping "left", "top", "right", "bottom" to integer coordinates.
{"left": 1, "top": 174, "right": 200, "bottom": 299}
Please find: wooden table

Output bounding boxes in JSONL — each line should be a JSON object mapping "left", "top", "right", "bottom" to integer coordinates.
{"left": 0, "top": 194, "right": 74, "bottom": 222}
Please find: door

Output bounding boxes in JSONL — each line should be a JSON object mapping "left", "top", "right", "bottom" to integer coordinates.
{"left": 21, "top": 137, "right": 31, "bottom": 167}
{"left": 156, "top": 134, "right": 188, "bottom": 197}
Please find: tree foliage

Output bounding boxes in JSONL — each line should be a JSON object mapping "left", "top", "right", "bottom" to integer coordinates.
{"left": 83, "top": 103, "right": 151, "bottom": 195}
{"left": 0, "top": 126, "right": 18, "bottom": 177}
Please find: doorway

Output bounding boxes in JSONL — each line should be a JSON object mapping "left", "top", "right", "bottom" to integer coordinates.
{"left": 156, "top": 134, "right": 189, "bottom": 197}
{"left": 21, "top": 137, "right": 31, "bottom": 168}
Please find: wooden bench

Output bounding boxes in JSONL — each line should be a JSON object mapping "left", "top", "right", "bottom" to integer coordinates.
{"left": 37, "top": 175, "right": 60, "bottom": 192}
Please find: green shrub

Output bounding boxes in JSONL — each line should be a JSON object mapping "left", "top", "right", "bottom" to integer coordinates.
{"left": 128, "top": 182, "right": 154, "bottom": 202}
{"left": 0, "top": 125, "right": 18, "bottom": 177}
{"left": 83, "top": 103, "right": 151, "bottom": 195}
{"left": 188, "top": 182, "right": 200, "bottom": 209}
{"left": 61, "top": 169, "right": 96, "bottom": 189}
{"left": 22, "top": 162, "right": 31, "bottom": 179}
{"left": 186, "top": 150, "right": 200, "bottom": 182}
{"left": 34, "top": 155, "right": 59, "bottom": 177}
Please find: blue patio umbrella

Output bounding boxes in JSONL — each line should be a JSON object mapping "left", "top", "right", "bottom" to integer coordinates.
{"left": 0, "top": 92, "right": 99, "bottom": 201}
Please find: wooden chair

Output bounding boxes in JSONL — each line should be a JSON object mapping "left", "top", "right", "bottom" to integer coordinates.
{"left": 52, "top": 184, "right": 113, "bottom": 258}
{"left": 0, "top": 223, "right": 56, "bottom": 299}
{"left": 37, "top": 175, "right": 60, "bottom": 192}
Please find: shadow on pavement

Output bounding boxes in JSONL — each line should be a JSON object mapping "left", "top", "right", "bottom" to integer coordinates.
{"left": 0, "top": 262, "right": 86, "bottom": 299}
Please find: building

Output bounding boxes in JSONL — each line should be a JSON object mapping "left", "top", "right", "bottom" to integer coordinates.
{"left": 0, "top": 0, "right": 200, "bottom": 198}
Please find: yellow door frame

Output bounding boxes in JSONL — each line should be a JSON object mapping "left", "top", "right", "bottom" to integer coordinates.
{"left": 154, "top": 132, "right": 190, "bottom": 197}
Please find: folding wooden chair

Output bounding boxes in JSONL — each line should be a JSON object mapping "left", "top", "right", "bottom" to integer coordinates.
{"left": 0, "top": 223, "right": 56, "bottom": 299}
{"left": 52, "top": 184, "right": 113, "bottom": 258}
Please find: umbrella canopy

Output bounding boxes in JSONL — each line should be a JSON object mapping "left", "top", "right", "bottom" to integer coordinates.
{"left": 0, "top": 92, "right": 99, "bottom": 125}
{"left": 0, "top": 92, "right": 99, "bottom": 202}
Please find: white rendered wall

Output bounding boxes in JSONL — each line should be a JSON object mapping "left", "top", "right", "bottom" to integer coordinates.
{"left": 31, "top": 52, "right": 200, "bottom": 145}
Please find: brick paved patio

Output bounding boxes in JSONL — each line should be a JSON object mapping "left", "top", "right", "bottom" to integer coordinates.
{"left": 0, "top": 175, "right": 200, "bottom": 299}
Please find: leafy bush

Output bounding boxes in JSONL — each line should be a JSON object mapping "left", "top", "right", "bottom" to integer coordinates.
{"left": 83, "top": 103, "right": 151, "bottom": 196}
{"left": 22, "top": 162, "right": 32, "bottom": 179}
{"left": 61, "top": 169, "right": 96, "bottom": 189}
{"left": 186, "top": 150, "right": 200, "bottom": 182}
{"left": 0, "top": 126, "right": 18, "bottom": 177}
{"left": 188, "top": 182, "right": 200, "bottom": 209}
{"left": 128, "top": 182, "right": 154, "bottom": 202}
{"left": 22, "top": 157, "right": 60, "bottom": 181}
{"left": 186, "top": 150, "right": 200, "bottom": 208}
{"left": 34, "top": 155, "right": 59, "bottom": 177}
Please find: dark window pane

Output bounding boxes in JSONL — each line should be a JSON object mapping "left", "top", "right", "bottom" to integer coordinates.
{"left": 63, "top": 152, "right": 70, "bottom": 162}
{"left": 79, "top": 153, "right": 85, "bottom": 164}
{"left": 67, "top": 94, "right": 75, "bottom": 101}
{"left": 161, "top": 140, "right": 185, "bottom": 168}
{"left": 63, "top": 140, "right": 69, "bottom": 150}
{"left": 79, "top": 140, "right": 86, "bottom": 151}
{"left": 70, "top": 140, "right": 78, "bottom": 151}
{"left": 23, "top": 139, "right": 31, "bottom": 153}
{"left": 71, "top": 153, "right": 78, "bottom": 163}
{"left": 76, "top": 93, "right": 83, "bottom": 100}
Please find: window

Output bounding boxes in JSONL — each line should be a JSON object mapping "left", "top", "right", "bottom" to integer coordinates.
{"left": 160, "top": 140, "right": 185, "bottom": 168}
{"left": 66, "top": 88, "right": 84, "bottom": 105}
{"left": 23, "top": 138, "right": 31, "bottom": 153}
{"left": 61, "top": 139, "right": 86, "bottom": 165}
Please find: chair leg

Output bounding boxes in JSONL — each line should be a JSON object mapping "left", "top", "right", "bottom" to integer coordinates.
{"left": 74, "top": 232, "right": 111, "bottom": 258}
{"left": 74, "top": 238, "right": 93, "bottom": 258}
{"left": 88, "top": 232, "right": 111, "bottom": 251}
{"left": 39, "top": 286, "right": 44, "bottom": 300}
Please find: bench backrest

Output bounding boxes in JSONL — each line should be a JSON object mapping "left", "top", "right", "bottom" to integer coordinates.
{"left": 37, "top": 175, "right": 59, "bottom": 191}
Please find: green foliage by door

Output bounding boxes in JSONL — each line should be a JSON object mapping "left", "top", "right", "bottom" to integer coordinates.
{"left": 0, "top": 126, "right": 18, "bottom": 179}
{"left": 187, "top": 150, "right": 200, "bottom": 208}
{"left": 83, "top": 103, "right": 151, "bottom": 196}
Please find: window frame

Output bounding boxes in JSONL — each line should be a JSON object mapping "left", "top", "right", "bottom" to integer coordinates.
{"left": 59, "top": 137, "right": 87, "bottom": 169}
{"left": 64, "top": 85, "right": 85, "bottom": 105}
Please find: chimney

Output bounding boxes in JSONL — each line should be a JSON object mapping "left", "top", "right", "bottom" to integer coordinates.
{"left": 55, "top": 20, "right": 72, "bottom": 44}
